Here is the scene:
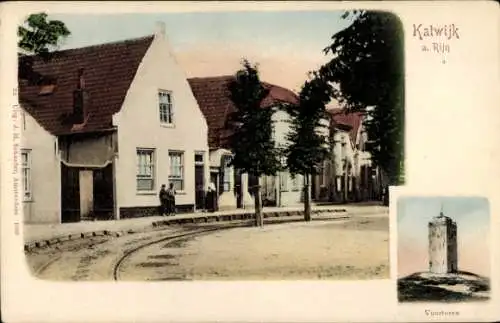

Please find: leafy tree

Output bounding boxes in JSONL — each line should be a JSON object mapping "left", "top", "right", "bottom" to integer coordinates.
{"left": 228, "top": 60, "right": 282, "bottom": 227}
{"left": 319, "top": 10, "right": 405, "bottom": 192}
{"left": 18, "top": 12, "right": 70, "bottom": 55}
{"left": 18, "top": 13, "right": 71, "bottom": 83}
{"left": 285, "top": 72, "right": 332, "bottom": 221}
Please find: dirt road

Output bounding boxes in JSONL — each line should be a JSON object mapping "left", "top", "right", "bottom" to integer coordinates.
{"left": 26, "top": 212, "right": 388, "bottom": 281}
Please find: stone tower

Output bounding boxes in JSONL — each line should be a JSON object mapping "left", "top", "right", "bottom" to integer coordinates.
{"left": 428, "top": 207, "right": 458, "bottom": 274}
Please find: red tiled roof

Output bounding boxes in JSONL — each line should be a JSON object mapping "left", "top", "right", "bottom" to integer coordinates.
{"left": 187, "top": 75, "right": 299, "bottom": 149}
{"left": 327, "top": 108, "right": 364, "bottom": 145}
{"left": 19, "top": 35, "right": 155, "bottom": 135}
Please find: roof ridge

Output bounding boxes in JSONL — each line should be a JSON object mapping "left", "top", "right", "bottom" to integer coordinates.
{"left": 188, "top": 75, "right": 234, "bottom": 81}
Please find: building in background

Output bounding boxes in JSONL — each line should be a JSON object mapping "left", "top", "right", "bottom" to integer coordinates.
{"left": 325, "top": 108, "right": 382, "bottom": 203}
{"left": 188, "top": 76, "right": 310, "bottom": 210}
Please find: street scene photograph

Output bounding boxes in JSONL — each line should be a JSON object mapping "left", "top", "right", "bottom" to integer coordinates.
{"left": 397, "top": 196, "right": 490, "bottom": 303}
{"left": 18, "top": 9, "right": 404, "bottom": 281}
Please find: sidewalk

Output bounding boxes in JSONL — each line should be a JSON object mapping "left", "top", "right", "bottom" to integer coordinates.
{"left": 23, "top": 204, "right": 387, "bottom": 244}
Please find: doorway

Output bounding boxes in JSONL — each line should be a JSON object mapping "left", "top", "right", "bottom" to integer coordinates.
{"left": 194, "top": 152, "right": 205, "bottom": 210}
{"left": 61, "top": 164, "right": 80, "bottom": 223}
{"left": 93, "top": 164, "right": 114, "bottom": 220}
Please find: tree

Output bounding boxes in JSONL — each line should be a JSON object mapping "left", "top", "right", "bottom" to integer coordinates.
{"left": 319, "top": 10, "right": 405, "bottom": 192}
{"left": 228, "top": 60, "right": 282, "bottom": 227}
{"left": 285, "top": 72, "right": 332, "bottom": 221}
{"left": 18, "top": 12, "right": 70, "bottom": 55}
{"left": 18, "top": 13, "right": 71, "bottom": 83}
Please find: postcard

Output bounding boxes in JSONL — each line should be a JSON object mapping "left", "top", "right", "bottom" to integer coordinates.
{"left": 1, "top": 1, "right": 499, "bottom": 322}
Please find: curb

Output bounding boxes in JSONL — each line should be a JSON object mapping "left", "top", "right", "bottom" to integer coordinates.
{"left": 24, "top": 208, "right": 347, "bottom": 252}
{"left": 24, "top": 229, "right": 115, "bottom": 252}
{"left": 151, "top": 207, "right": 346, "bottom": 228}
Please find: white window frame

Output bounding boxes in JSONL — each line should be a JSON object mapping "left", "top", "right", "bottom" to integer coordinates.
{"left": 21, "top": 149, "right": 32, "bottom": 201}
{"left": 169, "top": 151, "right": 184, "bottom": 192}
{"left": 136, "top": 148, "right": 156, "bottom": 192}
{"left": 159, "top": 90, "right": 174, "bottom": 125}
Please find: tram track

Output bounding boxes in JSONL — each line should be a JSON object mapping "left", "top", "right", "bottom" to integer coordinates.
{"left": 27, "top": 214, "right": 354, "bottom": 281}
{"left": 112, "top": 222, "right": 249, "bottom": 281}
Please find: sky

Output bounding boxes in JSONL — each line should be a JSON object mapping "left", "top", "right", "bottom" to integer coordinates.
{"left": 47, "top": 11, "right": 354, "bottom": 93}
{"left": 397, "top": 196, "right": 490, "bottom": 278}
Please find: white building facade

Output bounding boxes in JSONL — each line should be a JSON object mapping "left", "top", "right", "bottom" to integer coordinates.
{"left": 19, "top": 23, "right": 209, "bottom": 223}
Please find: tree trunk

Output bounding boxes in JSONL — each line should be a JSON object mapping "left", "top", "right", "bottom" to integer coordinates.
{"left": 303, "top": 174, "right": 312, "bottom": 222}
{"left": 254, "top": 183, "right": 264, "bottom": 227}
{"left": 343, "top": 169, "right": 348, "bottom": 203}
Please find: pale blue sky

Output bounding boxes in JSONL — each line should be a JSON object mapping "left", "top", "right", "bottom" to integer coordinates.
{"left": 398, "top": 196, "right": 490, "bottom": 277}
{"left": 50, "top": 11, "right": 352, "bottom": 51}
{"left": 45, "top": 11, "right": 354, "bottom": 92}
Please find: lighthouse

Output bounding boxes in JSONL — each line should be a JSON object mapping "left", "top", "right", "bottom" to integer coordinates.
{"left": 428, "top": 205, "right": 458, "bottom": 274}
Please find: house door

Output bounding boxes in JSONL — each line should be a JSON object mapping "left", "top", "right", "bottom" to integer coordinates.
{"left": 93, "top": 164, "right": 114, "bottom": 220}
{"left": 194, "top": 153, "right": 205, "bottom": 210}
{"left": 61, "top": 164, "right": 80, "bottom": 223}
{"left": 195, "top": 165, "right": 205, "bottom": 210}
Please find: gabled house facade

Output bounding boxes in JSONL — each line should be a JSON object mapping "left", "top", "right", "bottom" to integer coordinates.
{"left": 19, "top": 23, "right": 210, "bottom": 223}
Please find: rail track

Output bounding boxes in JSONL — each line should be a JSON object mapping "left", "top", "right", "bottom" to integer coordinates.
{"left": 28, "top": 214, "right": 353, "bottom": 281}
{"left": 112, "top": 222, "right": 251, "bottom": 281}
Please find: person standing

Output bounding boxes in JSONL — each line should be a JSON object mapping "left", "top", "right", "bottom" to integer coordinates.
{"left": 167, "top": 183, "right": 176, "bottom": 216}
{"left": 159, "top": 184, "right": 168, "bottom": 216}
{"left": 206, "top": 182, "right": 216, "bottom": 212}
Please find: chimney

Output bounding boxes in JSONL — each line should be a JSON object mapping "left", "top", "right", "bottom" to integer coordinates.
{"left": 78, "top": 67, "right": 85, "bottom": 89}
{"left": 155, "top": 21, "right": 166, "bottom": 39}
{"left": 73, "top": 68, "right": 90, "bottom": 124}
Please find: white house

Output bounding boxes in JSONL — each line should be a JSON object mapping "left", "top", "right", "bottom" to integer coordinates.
{"left": 19, "top": 23, "right": 210, "bottom": 223}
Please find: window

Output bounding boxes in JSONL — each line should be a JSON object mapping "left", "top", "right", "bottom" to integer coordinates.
{"left": 169, "top": 151, "right": 184, "bottom": 191}
{"left": 222, "top": 156, "right": 231, "bottom": 192}
{"left": 194, "top": 152, "right": 204, "bottom": 165}
{"left": 336, "top": 177, "right": 342, "bottom": 192}
{"left": 21, "top": 150, "right": 31, "bottom": 200}
{"left": 279, "top": 171, "right": 288, "bottom": 191}
{"left": 159, "top": 90, "right": 173, "bottom": 124}
{"left": 136, "top": 149, "right": 155, "bottom": 191}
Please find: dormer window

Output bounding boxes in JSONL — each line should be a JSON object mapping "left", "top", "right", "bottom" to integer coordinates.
{"left": 39, "top": 84, "right": 56, "bottom": 96}
{"left": 159, "top": 90, "right": 173, "bottom": 125}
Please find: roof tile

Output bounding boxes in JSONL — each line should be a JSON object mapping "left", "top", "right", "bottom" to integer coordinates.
{"left": 19, "top": 35, "right": 154, "bottom": 135}
{"left": 187, "top": 75, "right": 298, "bottom": 149}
